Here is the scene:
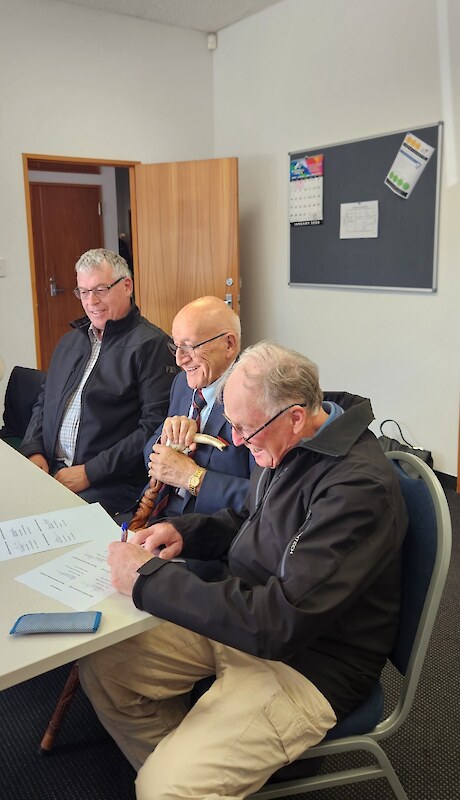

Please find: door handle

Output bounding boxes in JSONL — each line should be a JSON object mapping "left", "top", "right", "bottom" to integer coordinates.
{"left": 49, "top": 276, "right": 65, "bottom": 297}
{"left": 225, "top": 277, "right": 233, "bottom": 308}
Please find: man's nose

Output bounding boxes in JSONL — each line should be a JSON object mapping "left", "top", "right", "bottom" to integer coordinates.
{"left": 86, "top": 291, "right": 102, "bottom": 305}
{"left": 176, "top": 348, "right": 192, "bottom": 364}
{"left": 231, "top": 428, "right": 246, "bottom": 447}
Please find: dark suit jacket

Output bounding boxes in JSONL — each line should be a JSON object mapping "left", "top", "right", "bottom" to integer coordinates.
{"left": 143, "top": 371, "right": 253, "bottom": 515}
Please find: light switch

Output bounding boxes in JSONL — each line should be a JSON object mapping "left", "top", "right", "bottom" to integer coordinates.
{"left": 0, "top": 258, "right": 5, "bottom": 277}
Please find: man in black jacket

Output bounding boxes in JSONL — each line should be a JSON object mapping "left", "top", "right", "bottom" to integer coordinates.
{"left": 79, "top": 341, "right": 407, "bottom": 799}
{"left": 21, "top": 248, "right": 177, "bottom": 515}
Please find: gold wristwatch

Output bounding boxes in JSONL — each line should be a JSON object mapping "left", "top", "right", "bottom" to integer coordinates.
{"left": 188, "top": 466, "right": 206, "bottom": 496}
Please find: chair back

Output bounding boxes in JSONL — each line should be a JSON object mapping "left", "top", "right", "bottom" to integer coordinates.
{"left": 0, "top": 366, "right": 46, "bottom": 443}
{"left": 376, "top": 451, "right": 452, "bottom": 736}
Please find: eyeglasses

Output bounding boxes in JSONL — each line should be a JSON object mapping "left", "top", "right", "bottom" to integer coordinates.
{"left": 167, "top": 331, "right": 229, "bottom": 358}
{"left": 74, "top": 276, "right": 125, "bottom": 300}
{"left": 223, "top": 403, "right": 308, "bottom": 444}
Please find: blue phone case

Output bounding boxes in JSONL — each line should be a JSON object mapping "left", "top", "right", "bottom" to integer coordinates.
{"left": 10, "top": 611, "right": 102, "bottom": 635}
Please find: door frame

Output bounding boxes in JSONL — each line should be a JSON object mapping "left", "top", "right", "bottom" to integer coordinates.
{"left": 23, "top": 153, "right": 140, "bottom": 368}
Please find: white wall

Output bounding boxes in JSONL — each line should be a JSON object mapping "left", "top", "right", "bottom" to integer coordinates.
{"left": 0, "top": 0, "right": 214, "bottom": 404}
{"left": 0, "top": 0, "right": 458, "bottom": 475}
{"left": 213, "top": 0, "right": 460, "bottom": 474}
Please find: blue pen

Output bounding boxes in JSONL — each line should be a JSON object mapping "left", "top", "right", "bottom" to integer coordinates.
{"left": 120, "top": 522, "right": 129, "bottom": 542}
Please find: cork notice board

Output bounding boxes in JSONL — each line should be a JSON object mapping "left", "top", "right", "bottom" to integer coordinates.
{"left": 289, "top": 123, "right": 442, "bottom": 292}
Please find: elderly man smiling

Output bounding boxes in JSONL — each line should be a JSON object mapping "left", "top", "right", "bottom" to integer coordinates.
{"left": 21, "top": 248, "right": 176, "bottom": 515}
{"left": 134, "top": 296, "right": 253, "bottom": 522}
{"left": 79, "top": 341, "right": 407, "bottom": 799}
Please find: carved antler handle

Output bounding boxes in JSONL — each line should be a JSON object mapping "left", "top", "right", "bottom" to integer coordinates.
{"left": 128, "top": 433, "right": 227, "bottom": 532}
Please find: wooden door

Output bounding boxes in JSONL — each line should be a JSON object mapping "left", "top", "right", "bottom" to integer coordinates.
{"left": 134, "top": 157, "right": 239, "bottom": 335}
{"left": 30, "top": 183, "right": 104, "bottom": 368}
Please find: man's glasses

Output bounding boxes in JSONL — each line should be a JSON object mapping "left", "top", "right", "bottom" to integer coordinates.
{"left": 74, "top": 276, "right": 125, "bottom": 300}
{"left": 167, "top": 331, "right": 229, "bottom": 358}
{"left": 223, "top": 403, "right": 308, "bottom": 444}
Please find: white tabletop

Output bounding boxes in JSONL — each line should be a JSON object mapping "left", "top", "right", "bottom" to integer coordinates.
{"left": 0, "top": 440, "right": 160, "bottom": 691}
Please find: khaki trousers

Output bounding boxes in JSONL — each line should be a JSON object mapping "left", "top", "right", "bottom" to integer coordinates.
{"left": 79, "top": 622, "right": 336, "bottom": 800}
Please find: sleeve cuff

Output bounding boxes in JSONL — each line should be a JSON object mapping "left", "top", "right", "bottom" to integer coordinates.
{"left": 132, "top": 557, "right": 176, "bottom": 609}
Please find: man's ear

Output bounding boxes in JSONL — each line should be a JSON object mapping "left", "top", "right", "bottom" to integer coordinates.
{"left": 290, "top": 405, "right": 307, "bottom": 434}
{"left": 225, "top": 332, "right": 239, "bottom": 357}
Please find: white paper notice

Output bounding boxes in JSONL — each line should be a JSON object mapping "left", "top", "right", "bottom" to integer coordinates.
{"left": 15, "top": 535, "right": 120, "bottom": 610}
{"left": 385, "top": 133, "right": 434, "bottom": 199}
{"left": 0, "top": 503, "right": 116, "bottom": 561}
{"left": 340, "top": 201, "right": 379, "bottom": 239}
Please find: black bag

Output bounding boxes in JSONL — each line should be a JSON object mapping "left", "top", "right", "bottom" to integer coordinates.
{"left": 378, "top": 419, "right": 433, "bottom": 479}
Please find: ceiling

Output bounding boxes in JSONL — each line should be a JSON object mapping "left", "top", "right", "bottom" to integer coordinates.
{"left": 53, "top": 0, "right": 284, "bottom": 33}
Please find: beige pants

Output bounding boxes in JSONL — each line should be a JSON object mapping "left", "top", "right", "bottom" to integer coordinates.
{"left": 79, "top": 622, "right": 336, "bottom": 800}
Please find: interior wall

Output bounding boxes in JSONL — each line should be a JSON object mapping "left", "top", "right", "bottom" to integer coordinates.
{"left": 213, "top": 0, "right": 460, "bottom": 475}
{"left": 0, "top": 0, "right": 458, "bottom": 476}
{"left": 0, "top": 0, "right": 214, "bottom": 408}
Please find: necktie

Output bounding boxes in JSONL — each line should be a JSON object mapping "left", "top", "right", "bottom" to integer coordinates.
{"left": 191, "top": 389, "right": 207, "bottom": 432}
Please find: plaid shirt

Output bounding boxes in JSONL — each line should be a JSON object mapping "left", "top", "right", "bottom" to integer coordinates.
{"left": 54, "top": 326, "right": 102, "bottom": 465}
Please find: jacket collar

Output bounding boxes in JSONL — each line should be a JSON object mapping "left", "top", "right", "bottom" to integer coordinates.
{"left": 298, "top": 392, "right": 374, "bottom": 458}
{"left": 70, "top": 302, "right": 139, "bottom": 336}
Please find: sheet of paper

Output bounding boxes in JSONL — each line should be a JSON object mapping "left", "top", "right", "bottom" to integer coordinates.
{"left": 385, "top": 132, "right": 435, "bottom": 199}
{"left": 15, "top": 537, "right": 118, "bottom": 610}
{"left": 0, "top": 503, "right": 116, "bottom": 561}
{"left": 340, "top": 200, "right": 379, "bottom": 239}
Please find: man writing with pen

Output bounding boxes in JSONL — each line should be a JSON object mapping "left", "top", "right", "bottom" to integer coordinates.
{"left": 80, "top": 340, "right": 407, "bottom": 799}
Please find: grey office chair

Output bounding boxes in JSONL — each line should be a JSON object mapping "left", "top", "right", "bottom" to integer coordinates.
{"left": 249, "top": 451, "right": 452, "bottom": 800}
{"left": 0, "top": 366, "right": 46, "bottom": 450}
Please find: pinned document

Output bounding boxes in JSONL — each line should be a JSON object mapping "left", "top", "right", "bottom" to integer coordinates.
{"left": 385, "top": 133, "right": 434, "bottom": 199}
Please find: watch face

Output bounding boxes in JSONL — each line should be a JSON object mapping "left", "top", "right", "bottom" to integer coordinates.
{"left": 189, "top": 468, "right": 204, "bottom": 495}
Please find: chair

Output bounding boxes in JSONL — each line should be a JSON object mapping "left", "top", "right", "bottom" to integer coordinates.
{"left": 0, "top": 365, "right": 46, "bottom": 450}
{"left": 248, "top": 451, "right": 452, "bottom": 800}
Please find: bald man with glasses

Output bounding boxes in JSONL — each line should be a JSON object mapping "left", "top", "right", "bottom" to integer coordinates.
{"left": 21, "top": 248, "right": 177, "bottom": 516}
{"left": 133, "top": 296, "right": 253, "bottom": 526}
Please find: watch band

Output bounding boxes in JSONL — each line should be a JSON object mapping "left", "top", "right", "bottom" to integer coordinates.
{"left": 188, "top": 465, "right": 206, "bottom": 496}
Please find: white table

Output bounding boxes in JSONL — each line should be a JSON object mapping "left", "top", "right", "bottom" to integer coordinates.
{"left": 0, "top": 440, "right": 160, "bottom": 691}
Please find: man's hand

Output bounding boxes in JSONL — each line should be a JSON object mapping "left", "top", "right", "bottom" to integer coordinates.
{"left": 29, "top": 454, "right": 49, "bottom": 473}
{"left": 160, "top": 415, "right": 198, "bottom": 451}
{"left": 107, "top": 541, "right": 153, "bottom": 595}
{"left": 54, "top": 464, "right": 90, "bottom": 493}
{"left": 130, "top": 521, "right": 184, "bottom": 560}
{"left": 148, "top": 444, "right": 203, "bottom": 490}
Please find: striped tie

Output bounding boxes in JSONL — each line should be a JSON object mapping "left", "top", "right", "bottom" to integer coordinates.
{"left": 192, "top": 389, "right": 207, "bottom": 432}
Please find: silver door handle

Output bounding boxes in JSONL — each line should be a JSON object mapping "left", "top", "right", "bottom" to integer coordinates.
{"left": 49, "top": 277, "right": 65, "bottom": 297}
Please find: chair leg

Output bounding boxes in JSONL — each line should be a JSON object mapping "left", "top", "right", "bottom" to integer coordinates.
{"left": 38, "top": 661, "right": 80, "bottom": 755}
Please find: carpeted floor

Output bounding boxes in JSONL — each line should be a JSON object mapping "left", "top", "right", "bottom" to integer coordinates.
{"left": 1, "top": 489, "right": 459, "bottom": 800}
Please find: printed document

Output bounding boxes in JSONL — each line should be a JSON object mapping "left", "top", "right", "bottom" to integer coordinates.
{"left": 0, "top": 503, "right": 116, "bottom": 561}
{"left": 16, "top": 538, "right": 118, "bottom": 610}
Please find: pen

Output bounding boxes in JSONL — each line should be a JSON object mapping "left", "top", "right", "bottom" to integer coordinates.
{"left": 120, "top": 522, "right": 129, "bottom": 543}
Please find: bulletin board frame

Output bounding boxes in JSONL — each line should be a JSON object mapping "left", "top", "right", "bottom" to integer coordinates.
{"left": 289, "top": 123, "right": 443, "bottom": 292}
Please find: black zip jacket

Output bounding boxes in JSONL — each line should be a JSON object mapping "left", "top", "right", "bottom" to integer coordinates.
{"left": 21, "top": 305, "right": 177, "bottom": 511}
{"left": 133, "top": 392, "right": 408, "bottom": 718}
